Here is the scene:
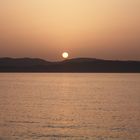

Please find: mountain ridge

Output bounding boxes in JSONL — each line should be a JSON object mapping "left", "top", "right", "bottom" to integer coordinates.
{"left": 0, "top": 57, "right": 140, "bottom": 72}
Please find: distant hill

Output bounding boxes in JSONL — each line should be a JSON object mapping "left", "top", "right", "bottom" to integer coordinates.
{"left": 0, "top": 57, "right": 49, "bottom": 66}
{"left": 0, "top": 57, "right": 140, "bottom": 72}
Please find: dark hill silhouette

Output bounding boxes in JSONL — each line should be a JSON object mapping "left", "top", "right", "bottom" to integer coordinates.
{"left": 62, "top": 58, "right": 102, "bottom": 63}
{"left": 0, "top": 57, "right": 140, "bottom": 72}
{"left": 0, "top": 57, "right": 49, "bottom": 66}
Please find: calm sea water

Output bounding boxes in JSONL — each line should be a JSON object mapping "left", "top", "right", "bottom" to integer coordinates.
{"left": 0, "top": 73, "right": 140, "bottom": 140}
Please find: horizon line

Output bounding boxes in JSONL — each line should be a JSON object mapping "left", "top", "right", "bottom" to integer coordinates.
{"left": 0, "top": 57, "right": 140, "bottom": 62}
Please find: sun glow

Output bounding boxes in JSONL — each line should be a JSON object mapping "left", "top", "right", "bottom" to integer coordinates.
{"left": 62, "top": 52, "right": 69, "bottom": 59}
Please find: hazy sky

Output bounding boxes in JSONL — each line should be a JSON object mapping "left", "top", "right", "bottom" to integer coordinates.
{"left": 0, "top": 0, "right": 140, "bottom": 60}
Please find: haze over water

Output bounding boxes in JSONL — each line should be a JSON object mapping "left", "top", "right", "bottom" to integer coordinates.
{"left": 1, "top": 0, "right": 140, "bottom": 60}
{"left": 0, "top": 73, "right": 140, "bottom": 140}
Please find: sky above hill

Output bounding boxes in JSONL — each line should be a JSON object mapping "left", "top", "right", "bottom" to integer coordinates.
{"left": 0, "top": 0, "right": 140, "bottom": 60}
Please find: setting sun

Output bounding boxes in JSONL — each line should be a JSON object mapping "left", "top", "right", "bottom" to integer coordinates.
{"left": 0, "top": 1, "right": 140, "bottom": 140}
{"left": 62, "top": 52, "right": 69, "bottom": 59}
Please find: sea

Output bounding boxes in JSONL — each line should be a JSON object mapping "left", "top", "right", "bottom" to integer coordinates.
{"left": 0, "top": 73, "right": 140, "bottom": 140}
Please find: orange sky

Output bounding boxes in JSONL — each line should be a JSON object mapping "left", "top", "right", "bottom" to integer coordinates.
{"left": 0, "top": 0, "right": 140, "bottom": 60}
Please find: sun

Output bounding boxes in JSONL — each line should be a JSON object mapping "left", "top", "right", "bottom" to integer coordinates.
{"left": 62, "top": 52, "right": 69, "bottom": 59}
